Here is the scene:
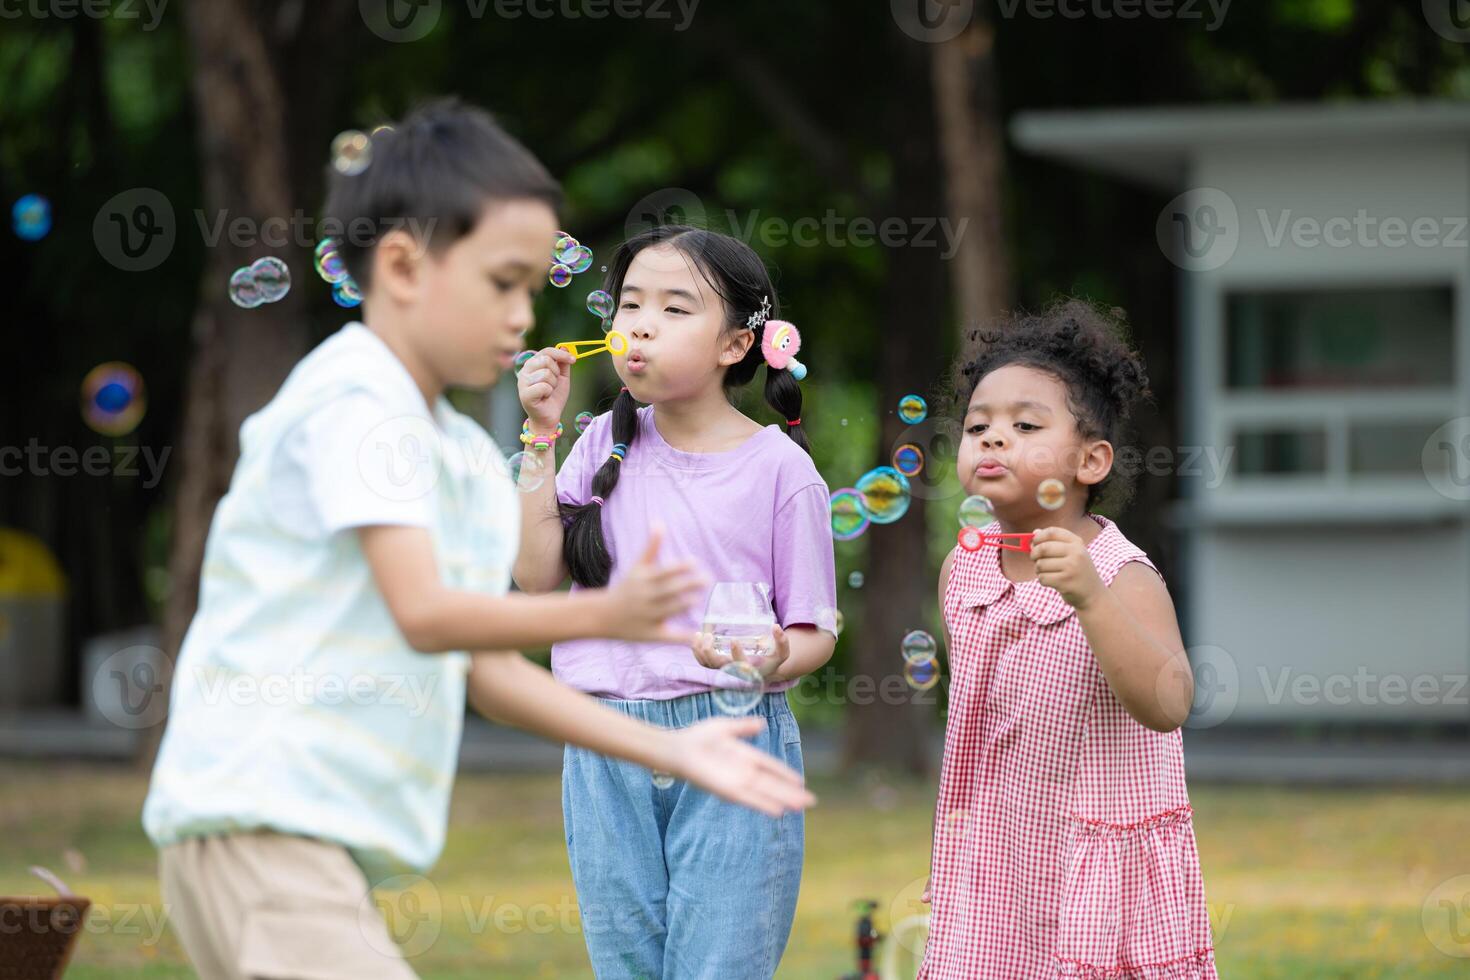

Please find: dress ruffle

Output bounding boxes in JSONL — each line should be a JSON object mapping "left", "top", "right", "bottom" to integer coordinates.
{"left": 1054, "top": 805, "right": 1218, "bottom": 979}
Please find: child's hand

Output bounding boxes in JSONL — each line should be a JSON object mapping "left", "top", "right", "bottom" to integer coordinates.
{"left": 516, "top": 346, "right": 575, "bottom": 429}
{"left": 1030, "top": 526, "right": 1105, "bottom": 610}
{"left": 735, "top": 624, "right": 791, "bottom": 681}
{"left": 691, "top": 631, "right": 724, "bottom": 670}
{"left": 691, "top": 624, "right": 791, "bottom": 681}
{"left": 606, "top": 527, "right": 708, "bottom": 646}
{"left": 663, "top": 716, "right": 816, "bottom": 817}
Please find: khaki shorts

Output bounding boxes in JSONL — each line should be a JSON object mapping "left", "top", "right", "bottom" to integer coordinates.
{"left": 158, "top": 832, "right": 418, "bottom": 980}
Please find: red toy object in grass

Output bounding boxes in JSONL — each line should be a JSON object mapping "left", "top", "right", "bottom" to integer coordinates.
{"left": 957, "top": 526, "right": 1034, "bottom": 553}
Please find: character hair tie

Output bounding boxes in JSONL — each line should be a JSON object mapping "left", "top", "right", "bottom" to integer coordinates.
{"left": 761, "top": 318, "right": 807, "bottom": 381}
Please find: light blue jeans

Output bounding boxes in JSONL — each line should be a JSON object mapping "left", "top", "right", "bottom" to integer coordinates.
{"left": 562, "top": 691, "right": 805, "bottom": 980}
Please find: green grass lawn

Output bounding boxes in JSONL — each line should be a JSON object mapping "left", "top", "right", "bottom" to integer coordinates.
{"left": 3, "top": 762, "right": 1469, "bottom": 978}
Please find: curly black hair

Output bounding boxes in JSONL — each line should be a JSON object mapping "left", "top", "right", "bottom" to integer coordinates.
{"left": 947, "top": 298, "right": 1153, "bottom": 512}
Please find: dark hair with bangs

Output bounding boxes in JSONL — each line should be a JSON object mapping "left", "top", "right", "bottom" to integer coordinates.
{"left": 559, "top": 225, "right": 810, "bottom": 588}
{"left": 322, "top": 97, "right": 562, "bottom": 291}
{"left": 948, "top": 298, "right": 1153, "bottom": 512}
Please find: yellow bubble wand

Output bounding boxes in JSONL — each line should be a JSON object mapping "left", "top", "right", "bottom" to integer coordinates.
{"left": 556, "top": 330, "right": 628, "bottom": 362}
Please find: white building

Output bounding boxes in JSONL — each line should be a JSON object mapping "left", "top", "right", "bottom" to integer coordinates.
{"left": 1012, "top": 102, "right": 1470, "bottom": 725}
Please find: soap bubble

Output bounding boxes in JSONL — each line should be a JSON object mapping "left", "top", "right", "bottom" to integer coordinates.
{"left": 904, "top": 656, "right": 940, "bottom": 692}
{"left": 829, "top": 488, "right": 870, "bottom": 541}
{"left": 513, "top": 351, "right": 536, "bottom": 371}
{"left": 575, "top": 411, "right": 594, "bottom": 434}
{"left": 712, "top": 661, "right": 764, "bottom": 716}
{"left": 508, "top": 450, "right": 547, "bottom": 492}
{"left": 81, "top": 362, "right": 146, "bottom": 436}
{"left": 893, "top": 443, "right": 925, "bottom": 477}
{"left": 314, "top": 238, "right": 350, "bottom": 284}
{"left": 228, "top": 266, "right": 264, "bottom": 308}
{"left": 332, "top": 279, "right": 363, "bottom": 308}
{"left": 651, "top": 771, "right": 675, "bottom": 790}
{"left": 12, "top": 194, "right": 51, "bottom": 240}
{"left": 901, "top": 629, "right": 937, "bottom": 664}
{"left": 848, "top": 571, "right": 865, "bottom": 589}
{"left": 856, "top": 466, "right": 912, "bottom": 524}
{"left": 331, "top": 130, "right": 372, "bottom": 176}
{"left": 1037, "top": 478, "right": 1067, "bottom": 511}
{"left": 249, "top": 257, "right": 291, "bottom": 303}
{"left": 815, "top": 606, "right": 845, "bottom": 637}
{"left": 562, "top": 245, "right": 594, "bottom": 274}
{"left": 549, "top": 264, "right": 573, "bottom": 288}
{"left": 586, "top": 289, "right": 615, "bottom": 321}
{"left": 958, "top": 494, "right": 995, "bottom": 528}
{"left": 897, "top": 394, "right": 928, "bottom": 425}
{"left": 553, "top": 234, "right": 578, "bottom": 260}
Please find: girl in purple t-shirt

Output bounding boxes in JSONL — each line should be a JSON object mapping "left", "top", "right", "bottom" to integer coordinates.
{"left": 513, "top": 226, "right": 837, "bottom": 979}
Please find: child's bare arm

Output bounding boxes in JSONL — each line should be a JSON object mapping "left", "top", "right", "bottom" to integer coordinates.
{"left": 467, "top": 650, "right": 816, "bottom": 817}
{"left": 1074, "top": 562, "right": 1193, "bottom": 731}
{"left": 359, "top": 523, "right": 705, "bottom": 651}
{"left": 1030, "top": 527, "right": 1192, "bottom": 731}
{"left": 512, "top": 346, "right": 576, "bottom": 593}
{"left": 512, "top": 446, "right": 569, "bottom": 593}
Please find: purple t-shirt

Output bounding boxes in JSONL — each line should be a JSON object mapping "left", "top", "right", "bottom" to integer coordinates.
{"left": 552, "top": 406, "right": 836, "bottom": 700}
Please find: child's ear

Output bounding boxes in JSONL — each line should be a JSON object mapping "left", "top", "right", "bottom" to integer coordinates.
{"left": 374, "top": 228, "right": 427, "bottom": 304}
{"left": 719, "top": 326, "right": 756, "bottom": 367}
{"left": 1077, "top": 439, "right": 1114, "bottom": 489}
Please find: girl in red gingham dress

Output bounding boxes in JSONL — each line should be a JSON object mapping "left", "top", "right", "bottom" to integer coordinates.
{"left": 920, "top": 300, "right": 1217, "bottom": 979}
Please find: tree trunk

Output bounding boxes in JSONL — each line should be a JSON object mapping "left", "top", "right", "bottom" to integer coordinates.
{"left": 931, "top": 15, "right": 1010, "bottom": 326}
{"left": 842, "top": 34, "right": 951, "bottom": 777}
{"left": 139, "top": 0, "right": 318, "bottom": 768}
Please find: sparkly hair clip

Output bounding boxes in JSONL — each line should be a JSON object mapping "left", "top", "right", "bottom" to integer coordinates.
{"left": 761, "top": 319, "right": 808, "bottom": 381}
{"left": 746, "top": 295, "right": 772, "bottom": 331}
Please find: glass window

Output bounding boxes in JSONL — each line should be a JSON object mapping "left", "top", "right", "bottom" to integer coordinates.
{"left": 1226, "top": 287, "right": 1453, "bottom": 389}
{"left": 1234, "top": 428, "right": 1327, "bottom": 476}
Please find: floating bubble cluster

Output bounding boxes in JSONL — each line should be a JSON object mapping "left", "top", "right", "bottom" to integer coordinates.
{"left": 855, "top": 466, "right": 912, "bottom": 524}
{"left": 331, "top": 130, "right": 372, "bottom": 176}
{"left": 958, "top": 494, "right": 995, "bottom": 528}
{"left": 829, "top": 488, "right": 870, "bottom": 541}
{"left": 508, "top": 450, "right": 547, "bottom": 493}
{"left": 897, "top": 394, "right": 928, "bottom": 425}
{"left": 586, "top": 289, "right": 615, "bottom": 321}
{"left": 893, "top": 443, "right": 924, "bottom": 477}
{"left": 713, "top": 661, "right": 764, "bottom": 716}
{"left": 1037, "top": 478, "right": 1067, "bottom": 511}
{"left": 81, "top": 362, "right": 146, "bottom": 436}
{"left": 12, "top": 194, "right": 51, "bottom": 240}
{"left": 228, "top": 257, "right": 292, "bottom": 308}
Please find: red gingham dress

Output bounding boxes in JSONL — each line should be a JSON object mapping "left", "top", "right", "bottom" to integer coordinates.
{"left": 920, "top": 515, "right": 1217, "bottom": 979}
